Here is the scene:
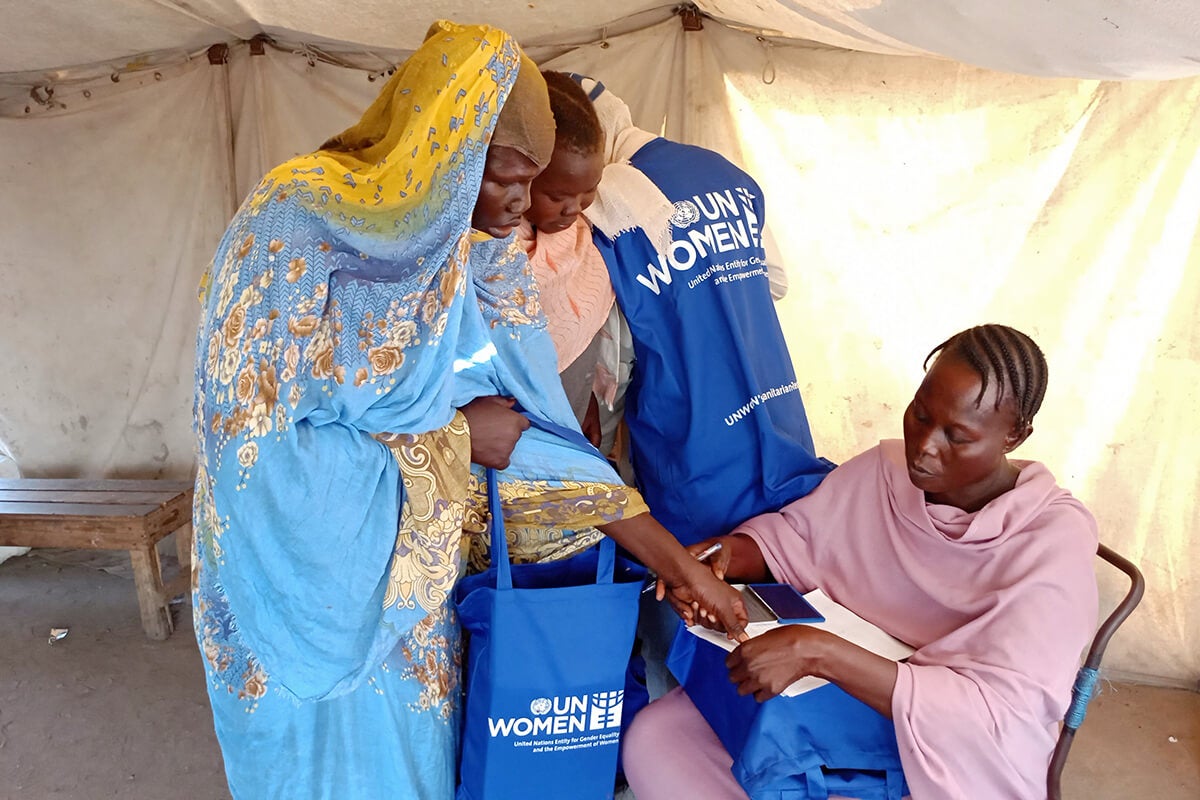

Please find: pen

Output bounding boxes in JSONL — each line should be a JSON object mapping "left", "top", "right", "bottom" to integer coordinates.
{"left": 641, "top": 541, "right": 723, "bottom": 594}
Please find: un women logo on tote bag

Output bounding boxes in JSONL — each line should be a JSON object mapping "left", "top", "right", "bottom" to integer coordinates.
{"left": 488, "top": 690, "right": 624, "bottom": 740}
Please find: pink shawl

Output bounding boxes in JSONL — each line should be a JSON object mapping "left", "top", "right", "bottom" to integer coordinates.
{"left": 516, "top": 219, "right": 615, "bottom": 373}
{"left": 736, "top": 440, "right": 1099, "bottom": 800}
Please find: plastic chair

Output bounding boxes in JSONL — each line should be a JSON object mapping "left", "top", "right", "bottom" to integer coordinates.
{"left": 1046, "top": 543, "right": 1146, "bottom": 800}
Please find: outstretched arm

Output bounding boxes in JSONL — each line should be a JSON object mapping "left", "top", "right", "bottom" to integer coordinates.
{"left": 598, "top": 516, "right": 749, "bottom": 642}
{"left": 657, "top": 533, "right": 771, "bottom": 624}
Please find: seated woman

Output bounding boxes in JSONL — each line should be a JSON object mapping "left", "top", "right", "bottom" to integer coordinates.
{"left": 624, "top": 324, "right": 1100, "bottom": 800}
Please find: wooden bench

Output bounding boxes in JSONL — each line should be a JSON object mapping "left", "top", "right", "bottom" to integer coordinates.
{"left": 0, "top": 478, "right": 194, "bottom": 640}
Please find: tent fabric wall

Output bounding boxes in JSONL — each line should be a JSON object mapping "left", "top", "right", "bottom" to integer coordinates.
{"left": 3, "top": 1, "right": 1199, "bottom": 79}
{"left": 228, "top": 47, "right": 378, "bottom": 200}
{"left": 0, "top": 16, "right": 1195, "bottom": 685}
{"left": 0, "top": 58, "right": 232, "bottom": 480}
{"left": 704, "top": 0, "right": 1200, "bottom": 79}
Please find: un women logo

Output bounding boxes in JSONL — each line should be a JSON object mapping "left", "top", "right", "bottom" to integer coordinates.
{"left": 529, "top": 697, "right": 552, "bottom": 716}
{"left": 588, "top": 690, "right": 625, "bottom": 729}
{"left": 670, "top": 200, "right": 701, "bottom": 228}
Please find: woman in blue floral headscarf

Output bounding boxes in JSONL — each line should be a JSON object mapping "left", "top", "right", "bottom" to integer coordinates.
{"left": 192, "top": 20, "right": 744, "bottom": 800}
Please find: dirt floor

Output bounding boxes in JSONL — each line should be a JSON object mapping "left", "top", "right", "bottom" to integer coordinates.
{"left": 0, "top": 552, "right": 1196, "bottom": 799}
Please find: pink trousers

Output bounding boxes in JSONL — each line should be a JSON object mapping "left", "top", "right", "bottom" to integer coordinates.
{"left": 623, "top": 687, "right": 873, "bottom": 800}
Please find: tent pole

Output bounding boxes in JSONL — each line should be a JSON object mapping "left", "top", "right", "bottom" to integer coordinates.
{"left": 207, "top": 43, "right": 239, "bottom": 216}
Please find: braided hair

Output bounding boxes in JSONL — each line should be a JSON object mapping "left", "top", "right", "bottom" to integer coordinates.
{"left": 924, "top": 324, "right": 1048, "bottom": 429}
{"left": 542, "top": 71, "right": 602, "bottom": 155}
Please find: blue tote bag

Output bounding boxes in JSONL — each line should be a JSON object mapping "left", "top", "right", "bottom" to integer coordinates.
{"left": 455, "top": 468, "right": 647, "bottom": 800}
{"left": 669, "top": 630, "right": 908, "bottom": 800}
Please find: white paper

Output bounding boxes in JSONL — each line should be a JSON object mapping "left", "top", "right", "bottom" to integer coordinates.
{"left": 685, "top": 587, "right": 916, "bottom": 697}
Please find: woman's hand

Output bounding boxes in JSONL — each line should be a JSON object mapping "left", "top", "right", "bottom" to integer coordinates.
{"left": 459, "top": 396, "right": 530, "bottom": 469}
{"left": 657, "top": 537, "right": 734, "bottom": 623}
{"left": 725, "top": 625, "right": 833, "bottom": 702}
{"left": 689, "top": 536, "right": 733, "bottom": 580}
{"left": 726, "top": 625, "right": 900, "bottom": 715}
{"left": 595, "top": 515, "right": 748, "bottom": 641}
{"left": 655, "top": 535, "right": 761, "bottom": 599}
{"left": 661, "top": 560, "right": 749, "bottom": 642}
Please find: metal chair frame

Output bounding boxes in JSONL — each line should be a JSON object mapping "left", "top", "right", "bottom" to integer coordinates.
{"left": 1046, "top": 543, "right": 1146, "bottom": 800}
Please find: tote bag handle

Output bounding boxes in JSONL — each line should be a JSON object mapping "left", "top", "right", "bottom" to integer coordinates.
{"left": 517, "top": 406, "right": 607, "bottom": 461}
{"left": 776, "top": 766, "right": 903, "bottom": 800}
{"left": 485, "top": 467, "right": 618, "bottom": 591}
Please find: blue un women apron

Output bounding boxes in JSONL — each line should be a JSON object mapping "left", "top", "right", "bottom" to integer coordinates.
{"left": 593, "top": 137, "right": 832, "bottom": 545}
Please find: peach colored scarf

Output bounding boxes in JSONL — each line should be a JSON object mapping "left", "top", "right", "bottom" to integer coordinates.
{"left": 516, "top": 218, "right": 615, "bottom": 372}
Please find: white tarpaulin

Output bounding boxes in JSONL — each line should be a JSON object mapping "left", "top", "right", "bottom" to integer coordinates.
{"left": 0, "top": 58, "right": 231, "bottom": 477}
{"left": 3, "top": 1, "right": 1199, "bottom": 78}
{"left": 0, "top": 5, "right": 1196, "bottom": 686}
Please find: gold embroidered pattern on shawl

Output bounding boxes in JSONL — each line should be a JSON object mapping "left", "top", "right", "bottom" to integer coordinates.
{"left": 377, "top": 412, "right": 471, "bottom": 615}
{"left": 461, "top": 472, "right": 648, "bottom": 570}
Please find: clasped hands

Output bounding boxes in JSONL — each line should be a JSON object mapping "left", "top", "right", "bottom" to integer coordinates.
{"left": 659, "top": 536, "right": 834, "bottom": 702}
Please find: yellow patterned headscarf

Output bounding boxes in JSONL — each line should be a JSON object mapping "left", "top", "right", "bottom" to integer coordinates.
{"left": 196, "top": 20, "right": 540, "bottom": 447}
{"left": 256, "top": 19, "right": 538, "bottom": 258}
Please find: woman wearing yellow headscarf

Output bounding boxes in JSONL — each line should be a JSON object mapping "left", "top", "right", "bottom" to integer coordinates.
{"left": 192, "top": 20, "right": 743, "bottom": 800}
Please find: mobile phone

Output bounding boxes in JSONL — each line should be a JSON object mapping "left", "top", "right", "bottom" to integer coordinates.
{"left": 745, "top": 583, "right": 825, "bottom": 624}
